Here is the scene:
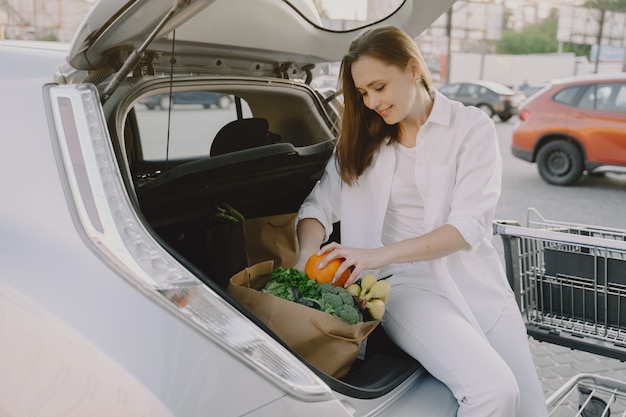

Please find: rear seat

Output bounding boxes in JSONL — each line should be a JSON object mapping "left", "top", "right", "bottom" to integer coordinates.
{"left": 136, "top": 139, "right": 334, "bottom": 224}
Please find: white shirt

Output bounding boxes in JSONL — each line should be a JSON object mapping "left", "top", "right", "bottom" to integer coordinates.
{"left": 381, "top": 142, "right": 425, "bottom": 245}
{"left": 297, "top": 91, "right": 512, "bottom": 331}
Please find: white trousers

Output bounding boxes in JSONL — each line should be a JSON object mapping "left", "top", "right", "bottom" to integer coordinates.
{"left": 381, "top": 263, "right": 548, "bottom": 417}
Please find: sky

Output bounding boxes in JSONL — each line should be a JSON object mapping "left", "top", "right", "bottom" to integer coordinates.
{"left": 319, "top": 0, "right": 367, "bottom": 20}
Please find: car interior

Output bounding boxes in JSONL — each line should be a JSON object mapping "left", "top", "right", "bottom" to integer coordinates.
{"left": 107, "top": 75, "right": 423, "bottom": 398}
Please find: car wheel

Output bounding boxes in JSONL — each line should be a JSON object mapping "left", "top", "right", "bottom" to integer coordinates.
{"left": 579, "top": 396, "right": 609, "bottom": 417}
{"left": 499, "top": 114, "right": 512, "bottom": 122}
{"left": 536, "top": 140, "right": 584, "bottom": 186}
{"left": 218, "top": 95, "right": 232, "bottom": 109}
{"left": 477, "top": 104, "right": 493, "bottom": 118}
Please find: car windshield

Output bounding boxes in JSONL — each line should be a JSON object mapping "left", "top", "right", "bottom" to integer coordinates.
{"left": 286, "top": 0, "right": 404, "bottom": 31}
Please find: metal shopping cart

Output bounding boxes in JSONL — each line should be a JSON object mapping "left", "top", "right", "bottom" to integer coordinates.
{"left": 494, "top": 208, "right": 626, "bottom": 416}
{"left": 545, "top": 374, "right": 626, "bottom": 417}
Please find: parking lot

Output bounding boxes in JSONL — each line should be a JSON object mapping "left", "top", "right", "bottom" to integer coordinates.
{"left": 490, "top": 115, "right": 626, "bottom": 413}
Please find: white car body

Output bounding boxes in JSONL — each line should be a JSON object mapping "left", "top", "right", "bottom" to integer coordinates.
{"left": 1, "top": 1, "right": 459, "bottom": 416}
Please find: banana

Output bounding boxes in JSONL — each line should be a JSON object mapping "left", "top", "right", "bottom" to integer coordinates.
{"left": 346, "top": 283, "right": 362, "bottom": 297}
{"left": 346, "top": 273, "right": 392, "bottom": 321}
{"left": 360, "top": 273, "right": 377, "bottom": 294}
{"left": 366, "top": 298, "right": 386, "bottom": 321}
{"left": 364, "top": 280, "right": 391, "bottom": 303}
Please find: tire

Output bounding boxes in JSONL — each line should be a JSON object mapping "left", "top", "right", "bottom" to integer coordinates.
{"left": 477, "top": 104, "right": 494, "bottom": 118}
{"left": 579, "top": 396, "right": 609, "bottom": 417}
{"left": 536, "top": 140, "right": 584, "bottom": 186}
{"left": 499, "top": 114, "right": 512, "bottom": 122}
{"left": 217, "top": 95, "right": 232, "bottom": 109}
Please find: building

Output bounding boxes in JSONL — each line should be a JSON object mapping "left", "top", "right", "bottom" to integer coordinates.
{"left": 0, "top": 0, "right": 93, "bottom": 41}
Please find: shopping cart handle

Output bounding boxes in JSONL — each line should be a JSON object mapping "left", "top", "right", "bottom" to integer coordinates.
{"left": 492, "top": 220, "right": 520, "bottom": 234}
{"left": 493, "top": 222, "right": 626, "bottom": 252}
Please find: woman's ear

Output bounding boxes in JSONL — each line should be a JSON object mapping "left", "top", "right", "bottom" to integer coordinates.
{"left": 408, "top": 59, "right": 420, "bottom": 82}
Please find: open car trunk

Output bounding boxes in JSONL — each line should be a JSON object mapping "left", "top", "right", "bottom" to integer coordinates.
{"left": 104, "top": 74, "right": 423, "bottom": 398}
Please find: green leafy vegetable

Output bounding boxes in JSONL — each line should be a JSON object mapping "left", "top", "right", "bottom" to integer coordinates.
{"left": 261, "top": 267, "right": 364, "bottom": 324}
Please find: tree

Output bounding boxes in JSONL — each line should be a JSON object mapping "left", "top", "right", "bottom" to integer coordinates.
{"left": 584, "top": 0, "right": 626, "bottom": 12}
{"left": 496, "top": 10, "right": 590, "bottom": 57}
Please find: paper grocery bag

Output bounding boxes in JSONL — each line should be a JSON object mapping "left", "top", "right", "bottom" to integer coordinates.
{"left": 207, "top": 213, "right": 299, "bottom": 287}
{"left": 242, "top": 213, "right": 299, "bottom": 267}
{"left": 227, "top": 261, "right": 379, "bottom": 378}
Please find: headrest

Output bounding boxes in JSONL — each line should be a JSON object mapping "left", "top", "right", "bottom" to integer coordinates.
{"left": 210, "top": 118, "right": 269, "bottom": 156}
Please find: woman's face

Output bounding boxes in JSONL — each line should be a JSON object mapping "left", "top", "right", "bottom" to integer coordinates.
{"left": 351, "top": 55, "right": 417, "bottom": 125}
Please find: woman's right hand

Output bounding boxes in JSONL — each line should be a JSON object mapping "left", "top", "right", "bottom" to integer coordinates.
{"left": 292, "top": 256, "right": 309, "bottom": 272}
{"left": 294, "top": 217, "right": 327, "bottom": 271}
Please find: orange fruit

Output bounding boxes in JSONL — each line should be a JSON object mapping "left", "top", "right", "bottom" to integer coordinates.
{"left": 305, "top": 252, "right": 352, "bottom": 287}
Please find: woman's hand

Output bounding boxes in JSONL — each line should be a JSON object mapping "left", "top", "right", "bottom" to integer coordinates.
{"left": 316, "top": 242, "right": 389, "bottom": 287}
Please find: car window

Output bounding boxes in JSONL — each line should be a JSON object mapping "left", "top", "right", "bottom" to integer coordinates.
{"left": 578, "top": 84, "right": 598, "bottom": 109}
{"left": 134, "top": 93, "right": 252, "bottom": 161}
{"left": 614, "top": 85, "right": 626, "bottom": 110}
{"left": 439, "top": 84, "right": 460, "bottom": 95}
{"left": 553, "top": 85, "right": 583, "bottom": 106}
{"left": 459, "top": 84, "right": 478, "bottom": 96}
{"left": 577, "top": 83, "right": 626, "bottom": 112}
{"left": 286, "top": 0, "right": 403, "bottom": 31}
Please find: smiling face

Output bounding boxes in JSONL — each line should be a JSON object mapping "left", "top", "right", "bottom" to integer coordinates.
{"left": 351, "top": 55, "right": 418, "bottom": 125}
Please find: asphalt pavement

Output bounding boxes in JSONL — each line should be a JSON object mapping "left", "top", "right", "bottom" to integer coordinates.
{"left": 529, "top": 338, "right": 626, "bottom": 415}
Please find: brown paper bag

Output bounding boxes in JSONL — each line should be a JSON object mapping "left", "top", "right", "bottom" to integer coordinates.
{"left": 227, "top": 261, "right": 379, "bottom": 378}
{"left": 242, "top": 214, "right": 299, "bottom": 267}
{"left": 207, "top": 213, "right": 299, "bottom": 287}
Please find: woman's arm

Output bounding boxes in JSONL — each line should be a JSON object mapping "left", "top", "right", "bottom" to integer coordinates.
{"left": 293, "top": 217, "right": 327, "bottom": 271}
{"left": 319, "top": 224, "right": 469, "bottom": 286}
{"left": 379, "top": 224, "right": 470, "bottom": 264}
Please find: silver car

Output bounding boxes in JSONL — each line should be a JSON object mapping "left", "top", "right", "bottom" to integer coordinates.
{"left": 1, "top": 1, "right": 459, "bottom": 416}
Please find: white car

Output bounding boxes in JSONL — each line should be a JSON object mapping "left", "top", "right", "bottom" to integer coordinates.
{"left": 0, "top": 1, "right": 459, "bottom": 416}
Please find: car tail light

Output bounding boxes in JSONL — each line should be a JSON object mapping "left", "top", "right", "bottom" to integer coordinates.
{"left": 44, "top": 83, "right": 332, "bottom": 401}
{"left": 518, "top": 108, "right": 531, "bottom": 121}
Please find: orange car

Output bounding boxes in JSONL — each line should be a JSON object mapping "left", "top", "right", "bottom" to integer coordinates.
{"left": 512, "top": 73, "right": 626, "bottom": 185}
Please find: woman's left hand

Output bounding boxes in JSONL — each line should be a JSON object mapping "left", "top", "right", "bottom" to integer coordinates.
{"left": 316, "top": 242, "right": 387, "bottom": 287}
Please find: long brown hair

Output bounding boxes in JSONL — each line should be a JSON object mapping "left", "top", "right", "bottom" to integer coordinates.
{"left": 336, "top": 25, "right": 432, "bottom": 185}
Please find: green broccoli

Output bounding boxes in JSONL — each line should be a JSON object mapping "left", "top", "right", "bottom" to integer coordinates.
{"left": 319, "top": 292, "right": 343, "bottom": 314}
{"left": 333, "top": 304, "right": 363, "bottom": 325}
{"left": 262, "top": 268, "right": 364, "bottom": 325}
{"left": 336, "top": 289, "right": 355, "bottom": 306}
{"left": 317, "top": 282, "right": 334, "bottom": 294}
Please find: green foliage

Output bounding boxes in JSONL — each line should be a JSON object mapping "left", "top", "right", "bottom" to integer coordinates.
{"left": 496, "top": 11, "right": 590, "bottom": 57}
{"left": 37, "top": 34, "right": 59, "bottom": 42}
{"left": 262, "top": 268, "right": 363, "bottom": 324}
{"left": 584, "top": 0, "right": 626, "bottom": 12}
{"left": 262, "top": 267, "right": 319, "bottom": 300}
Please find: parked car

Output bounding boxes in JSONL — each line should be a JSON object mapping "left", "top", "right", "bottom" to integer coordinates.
{"left": 141, "top": 91, "right": 233, "bottom": 109}
{"left": 438, "top": 80, "right": 525, "bottom": 121}
{"left": 1, "top": 0, "right": 460, "bottom": 416}
{"left": 512, "top": 73, "right": 626, "bottom": 185}
{"left": 520, "top": 84, "right": 546, "bottom": 100}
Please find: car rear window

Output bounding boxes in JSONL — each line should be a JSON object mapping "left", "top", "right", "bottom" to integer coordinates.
{"left": 553, "top": 85, "right": 584, "bottom": 106}
{"left": 134, "top": 92, "right": 252, "bottom": 161}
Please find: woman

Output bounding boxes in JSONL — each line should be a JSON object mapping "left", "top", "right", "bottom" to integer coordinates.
{"left": 294, "top": 26, "right": 547, "bottom": 416}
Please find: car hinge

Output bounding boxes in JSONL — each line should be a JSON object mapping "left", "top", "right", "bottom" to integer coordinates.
{"left": 133, "top": 52, "right": 157, "bottom": 77}
{"left": 274, "top": 63, "right": 292, "bottom": 79}
{"left": 302, "top": 64, "right": 314, "bottom": 84}
{"left": 100, "top": 1, "right": 189, "bottom": 103}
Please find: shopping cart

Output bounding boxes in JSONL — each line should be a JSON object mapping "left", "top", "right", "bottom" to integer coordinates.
{"left": 545, "top": 374, "right": 626, "bottom": 417}
{"left": 494, "top": 208, "right": 626, "bottom": 416}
